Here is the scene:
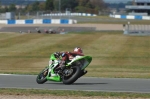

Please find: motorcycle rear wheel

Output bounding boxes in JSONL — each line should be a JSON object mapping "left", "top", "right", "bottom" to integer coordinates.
{"left": 62, "top": 66, "right": 81, "bottom": 85}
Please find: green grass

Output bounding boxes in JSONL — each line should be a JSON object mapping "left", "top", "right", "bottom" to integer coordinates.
{"left": 1, "top": 88, "right": 150, "bottom": 98}
{"left": 0, "top": 32, "right": 150, "bottom": 78}
{"left": 0, "top": 32, "right": 150, "bottom": 98}
{"left": 76, "top": 16, "right": 150, "bottom": 24}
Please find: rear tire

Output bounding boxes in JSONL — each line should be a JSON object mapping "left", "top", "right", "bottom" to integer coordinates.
{"left": 62, "top": 66, "right": 81, "bottom": 85}
{"left": 36, "top": 68, "right": 48, "bottom": 84}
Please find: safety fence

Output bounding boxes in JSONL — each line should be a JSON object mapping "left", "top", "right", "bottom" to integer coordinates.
{"left": 123, "top": 23, "right": 150, "bottom": 35}
{"left": 42, "top": 13, "right": 97, "bottom": 17}
{"left": 0, "top": 19, "right": 77, "bottom": 24}
{"left": 110, "top": 14, "right": 150, "bottom": 20}
{"left": 0, "top": 12, "right": 97, "bottom": 20}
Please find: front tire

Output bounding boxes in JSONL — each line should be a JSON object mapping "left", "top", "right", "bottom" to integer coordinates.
{"left": 36, "top": 67, "right": 48, "bottom": 84}
{"left": 62, "top": 66, "right": 81, "bottom": 85}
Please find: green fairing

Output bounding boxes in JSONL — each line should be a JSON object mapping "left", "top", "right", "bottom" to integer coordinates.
{"left": 45, "top": 54, "right": 62, "bottom": 82}
{"left": 46, "top": 66, "right": 62, "bottom": 82}
{"left": 66, "top": 56, "right": 92, "bottom": 70}
{"left": 46, "top": 55, "right": 92, "bottom": 82}
{"left": 46, "top": 75, "right": 61, "bottom": 82}
{"left": 50, "top": 54, "right": 57, "bottom": 60}
{"left": 82, "top": 56, "right": 92, "bottom": 69}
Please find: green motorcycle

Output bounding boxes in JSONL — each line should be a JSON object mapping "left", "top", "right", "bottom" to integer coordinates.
{"left": 36, "top": 53, "right": 92, "bottom": 85}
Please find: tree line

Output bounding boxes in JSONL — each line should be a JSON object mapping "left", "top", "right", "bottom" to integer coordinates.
{"left": 0, "top": 0, "right": 107, "bottom": 14}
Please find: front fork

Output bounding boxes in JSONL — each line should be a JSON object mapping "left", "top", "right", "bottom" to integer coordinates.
{"left": 46, "top": 62, "right": 62, "bottom": 82}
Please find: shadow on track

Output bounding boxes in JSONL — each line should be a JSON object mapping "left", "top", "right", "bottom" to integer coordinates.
{"left": 45, "top": 82, "right": 108, "bottom": 85}
{"left": 72, "top": 83, "right": 108, "bottom": 85}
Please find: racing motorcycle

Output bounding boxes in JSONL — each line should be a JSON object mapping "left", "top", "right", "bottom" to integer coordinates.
{"left": 36, "top": 53, "right": 92, "bottom": 85}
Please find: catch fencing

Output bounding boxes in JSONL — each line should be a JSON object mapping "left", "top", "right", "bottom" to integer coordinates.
{"left": 0, "top": 11, "right": 97, "bottom": 20}
{"left": 110, "top": 14, "right": 150, "bottom": 20}
{"left": 123, "top": 23, "right": 150, "bottom": 35}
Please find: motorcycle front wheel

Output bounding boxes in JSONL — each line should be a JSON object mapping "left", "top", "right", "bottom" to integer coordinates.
{"left": 36, "top": 67, "right": 48, "bottom": 84}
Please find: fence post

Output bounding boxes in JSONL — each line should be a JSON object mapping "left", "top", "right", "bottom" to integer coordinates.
{"left": 123, "top": 24, "right": 128, "bottom": 34}
{"left": 127, "top": 21, "right": 130, "bottom": 34}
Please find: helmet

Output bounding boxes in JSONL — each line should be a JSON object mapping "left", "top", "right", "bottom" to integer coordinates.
{"left": 54, "top": 52, "right": 61, "bottom": 58}
{"left": 73, "top": 47, "right": 83, "bottom": 53}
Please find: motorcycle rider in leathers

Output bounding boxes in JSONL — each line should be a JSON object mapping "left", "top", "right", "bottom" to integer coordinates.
{"left": 53, "top": 47, "right": 87, "bottom": 77}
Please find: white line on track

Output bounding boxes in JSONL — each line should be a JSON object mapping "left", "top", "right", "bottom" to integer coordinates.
{"left": 0, "top": 74, "right": 14, "bottom": 75}
{"left": 0, "top": 74, "right": 28, "bottom": 76}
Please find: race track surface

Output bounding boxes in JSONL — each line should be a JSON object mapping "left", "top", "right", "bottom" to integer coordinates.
{"left": 0, "top": 74, "right": 150, "bottom": 93}
{"left": 0, "top": 24, "right": 123, "bottom": 33}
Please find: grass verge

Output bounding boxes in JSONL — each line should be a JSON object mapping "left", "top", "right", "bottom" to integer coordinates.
{"left": 76, "top": 16, "right": 150, "bottom": 24}
{"left": 1, "top": 88, "right": 150, "bottom": 98}
{"left": 0, "top": 32, "right": 150, "bottom": 78}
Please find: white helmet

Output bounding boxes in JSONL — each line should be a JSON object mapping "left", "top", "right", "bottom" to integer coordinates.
{"left": 73, "top": 47, "right": 83, "bottom": 53}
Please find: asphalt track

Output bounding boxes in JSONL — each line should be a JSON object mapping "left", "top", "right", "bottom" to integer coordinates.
{"left": 0, "top": 74, "right": 150, "bottom": 93}
{"left": 0, "top": 24, "right": 123, "bottom": 33}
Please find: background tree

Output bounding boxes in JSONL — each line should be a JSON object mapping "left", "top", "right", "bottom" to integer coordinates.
{"left": 32, "top": 1, "right": 40, "bottom": 11}
{"left": 4, "top": 6, "right": 9, "bottom": 12}
{"left": 17, "top": 0, "right": 107, "bottom": 14}
{"left": 53, "top": 0, "right": 59, "bottom": 11}
{"left": 75, "top": 0, "right": 89, "bottom": 13}
{"left": 0, "top": 2, "right": 2, "bottom": 12}
{"left": 25, "top": 4, "right": 33, "bottom": 12}
{"left": 39, "top": 2, "right": 45, "bottom": 11}
{"left": 78, "top": 0, "right": 89, "bottom": 6}
{"left": 9, "top": 4, "right": 16, "bottom": 12}
{"left": 75, "top": 0, "right": 103, "bottom": 13}
{"left": 45, "top": 0, "right": 54, "bottom": 11}
{"left": 61, "top": 0, "right": 78, "bottom": 11}
{"left": 90, "top": 0, "right": 106, "bottom": 10}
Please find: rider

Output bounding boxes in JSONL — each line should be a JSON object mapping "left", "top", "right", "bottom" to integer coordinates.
{"left": 53, "top": 47, "right": 87, "bottom": 77}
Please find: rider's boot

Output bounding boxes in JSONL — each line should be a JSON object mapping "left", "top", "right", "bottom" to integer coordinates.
{"left": 49, "top": 71, "right": 61, "bottom": 81}
{"left": 79, "top": 70, "right": 87, "bottom": 78}
{"left": 51, "top": 73, "right": 57, "bottom": 77}
{"left": 50, "top": 69, "right": 58, "bottom": 77}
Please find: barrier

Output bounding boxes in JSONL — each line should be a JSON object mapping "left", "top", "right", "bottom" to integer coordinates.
{"left": 25, "top": 20, "right": 33, "bottom": 24}
{"left": 123, "top": 24, "right": 150, "bottom": 35}
{"left": 7, "top": 20, "right": 15, "bottom": 24}
{"left": 126, "top": 15, "right": 134, "bottom": 19}
{"left": 135, "top": 15, "right": 142, "bottom": 20}
{"left": 51, "top": 19, "right": 61, "bottom": 24}
{"left": 110, "top": 14, "right": 150, "bottom": 20}
{"left": 0, "top": 20, "right": 7, "bottom": 24}
{"left": 42, "top": 13, "right": 97, "bottom": 17}
{"left": 16, "top": 20, "right": 25, "bottom": 24}
{"left": 33, "top": 19, "right": 43, "bottom": 24}
{"left": 121, "top": 15, "right": 126, "bottom": 19}
{"left": 0, "top": 19, "right": 76, "bottom": 24}
{"left": 43, "top": 19, "right": 51, "bottom": 24}
{"left": 60, "top": 19, "right": 69, "bottom": 24}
